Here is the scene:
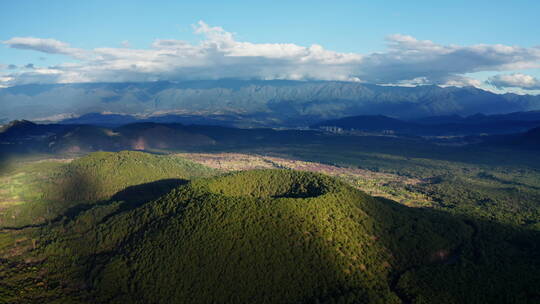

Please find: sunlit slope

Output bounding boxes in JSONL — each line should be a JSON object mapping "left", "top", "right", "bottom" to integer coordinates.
{"left": 2, "top": 169, "right": 538, "bottom": 303}
{"left": 92, "top": 170, "right": 404, "bottom": 303}
{"left": 90, "top": 171, "right": 540, "bottom": 303}
{"left": 0, "top": 151, "right": 216, "bottom": 228}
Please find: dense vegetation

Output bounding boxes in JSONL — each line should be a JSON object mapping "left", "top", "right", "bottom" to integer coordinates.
{"left": 212, "top": 132, "right": 540, "bottom": 230}
{"left": 4, "top": 117, "right": 540, "bottom": 230}
{"left": 0, "top": 151, "right": 216, "bottom": 228}
{"left": 0, "top": 168, "right": 538, "bottom": 303}
{"left": 1, "top": 118, "right": 540, "bottom": 303}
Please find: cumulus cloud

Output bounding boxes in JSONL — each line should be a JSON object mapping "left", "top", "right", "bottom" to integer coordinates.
{"left": 358, "top": 35, "right": 540, "bottom": 85}
{"left": 441, "top": 76, "right": 482, "bottom": 88}
{"left": 1, "top": 21, "right": 540, "bottom": 88}
{"left": 488, "top": 73, "right": 540, "bottom": 90}
{"left": 1, "top": 21, "right": 363, "bottom": 85}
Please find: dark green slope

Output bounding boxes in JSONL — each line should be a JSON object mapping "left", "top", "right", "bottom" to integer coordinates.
{"left": 2, "top": 170, "right": 531, "bottom": 303}
{"left": 93, "top": 170, "right": 401, "bottom": 303}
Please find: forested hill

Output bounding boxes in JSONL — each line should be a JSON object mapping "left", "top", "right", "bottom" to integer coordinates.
{"left": 1, "top": 166, "right": 538, "bottom": 303}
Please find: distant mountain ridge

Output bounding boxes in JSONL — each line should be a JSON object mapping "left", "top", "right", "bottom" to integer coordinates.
{"left": 59, "top": 112, "right": 250, "bottom": 128}
{"left": 410, "top": 111, "right": 540, "bottom": 125}
{"left": 483, "top": 125, "right": 540, "bottom": 149}
{"left": 2, "top": 80, "right": 540, "bottom": 125}
{"left": 0, "top": 121, "right": 217, "bottom": 155}
{"left": 311, "top": 112, "right": 540, "bottom": 136}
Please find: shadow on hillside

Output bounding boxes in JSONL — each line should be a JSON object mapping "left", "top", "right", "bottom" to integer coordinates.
{"left": 91, "top": 191, "right": 387, "bottom": 303}
{"left": 63, "top": 178, "right": 189, "bottom": 222}
{"left": 111, "top": 178, "right": 188, "bottom": 205}
{"left": 1, "top": 174, "right": 188, "bottom": 231}
{"left": 5, "top": 169, "right": 540, "bottom": 303}
{"left": 360, "top": 196, "right": 540, "bottom": 304}
{"left": 89, "top": 181, "right": 540, "bottom": 304}
{"left": 59, "top": 178, "right": 189, "bottom": 226}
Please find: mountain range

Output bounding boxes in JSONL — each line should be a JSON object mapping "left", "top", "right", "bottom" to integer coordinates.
{"left": 2, "top": 80, "right": 540, "bottom": 126}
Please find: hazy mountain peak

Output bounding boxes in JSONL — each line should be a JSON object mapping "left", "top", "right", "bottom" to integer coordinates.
{"left": 1, "top": 80, "right": 540, "bottom": 125}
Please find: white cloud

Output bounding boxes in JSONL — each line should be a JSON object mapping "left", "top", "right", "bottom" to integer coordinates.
{"left": 0, "top": 75, "right": 13, "bottom": 88}
{"left": 488, "top": 73, "right": 540, "bottom": 90}
{"left": 2, "top": 37, "right": 89, "bottom": 59}
{"left": 1, "top": 21, "right": 540, "bottom": 89}
{"left": 441, "top": 76, "right": 483, "bottom": 88}
{"left": 357, "top": 35, "right": 540, "bottom": 85}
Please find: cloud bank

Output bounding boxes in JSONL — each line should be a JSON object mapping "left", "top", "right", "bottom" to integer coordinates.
{"left": 2, "top": 21, "right": 540, "bottom": 88}
{"left": 488, "top": 73, "right": 540, "bottom": 90}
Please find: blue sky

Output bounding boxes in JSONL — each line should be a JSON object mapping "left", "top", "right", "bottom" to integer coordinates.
{"left": 1, "top": 0, "right": 540, "bottom": 93}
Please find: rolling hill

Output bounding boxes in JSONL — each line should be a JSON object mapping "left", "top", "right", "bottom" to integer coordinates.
{"left": 0, "top": 121, "right": 218, "bottom": 159}
{"left": 1, "top": 168, "right": 538, "bottom": 303}
{"left": 0, "top": 151, "right": 217, "bottom": 228}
